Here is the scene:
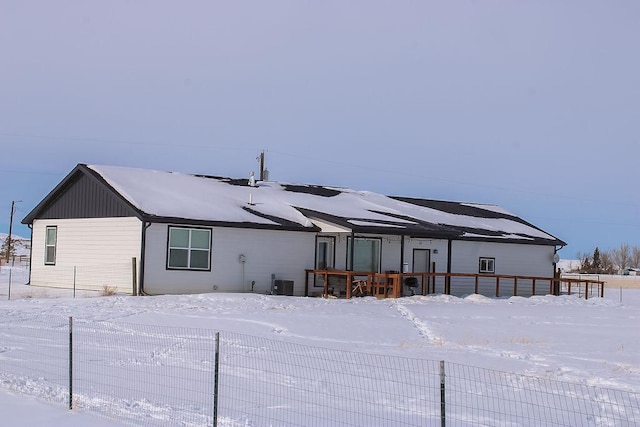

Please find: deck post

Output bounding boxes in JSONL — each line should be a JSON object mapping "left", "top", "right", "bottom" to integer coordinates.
{"left": 323, "top": 271, "right": 328, "bottom": 298}
{"left": 585, "top": 282, "right": 589, "bottom": 300}
{"left": 431, "top": 261, "right": 436, "bottom": 294}
{"left": 304, "top": 269, "right": 309, "bottom": 297}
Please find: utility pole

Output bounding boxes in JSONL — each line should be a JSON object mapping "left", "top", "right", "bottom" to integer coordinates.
{"left": 6, "top": 200, "right": 21, "bottom": 263}
{"left": 258, "top": 150, "right": 265, "bottom": 181}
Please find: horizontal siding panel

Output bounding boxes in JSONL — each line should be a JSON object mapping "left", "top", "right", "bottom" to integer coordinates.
{"left": 30, "top": 217, "right": 141, "bottom": 293}
{"left": 451, "top": 241, "right": 555, "bottom": 278}
{"left": 143, "top": 224, "right": 315, "bottom": 295}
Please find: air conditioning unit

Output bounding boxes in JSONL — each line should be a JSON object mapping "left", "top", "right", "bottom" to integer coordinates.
{"left": 272, "top": 280, "right": 294, "bottom": 296}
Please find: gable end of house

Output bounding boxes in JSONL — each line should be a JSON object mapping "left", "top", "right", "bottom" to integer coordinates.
{"left": 22, "top": 164, "right": 142, "bottom": 224}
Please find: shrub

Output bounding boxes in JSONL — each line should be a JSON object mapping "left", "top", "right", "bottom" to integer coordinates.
{"left": 101, "top": 285, "right": 117, "bottom": 296}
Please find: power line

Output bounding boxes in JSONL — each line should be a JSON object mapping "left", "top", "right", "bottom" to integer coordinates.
{"left": 2, "top": 129, "right": 638, "bottom": 211}
{"left": 268, "top": 149, "right": 640, "bottom": 209}
{"left": 0, "top": 131, "right": 257, "bottom": 151}
{"left": 0, "top": 169, "right": 62, "bottom": 176}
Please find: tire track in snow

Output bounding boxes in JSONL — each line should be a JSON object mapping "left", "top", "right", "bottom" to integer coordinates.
{"left": 393, "top": 302, "right": 444, "bottom": 346}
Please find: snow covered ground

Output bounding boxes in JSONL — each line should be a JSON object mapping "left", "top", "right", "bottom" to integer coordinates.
{"left": 1, "top": 264, "right": 639, "bottom": 426}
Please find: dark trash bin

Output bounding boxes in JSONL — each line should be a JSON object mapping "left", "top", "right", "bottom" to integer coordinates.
{"left": 404, "top": 277, "right": 418, "bottom": 295}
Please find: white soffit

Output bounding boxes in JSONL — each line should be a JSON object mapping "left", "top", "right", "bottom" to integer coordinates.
{"left": 309, "top": 218, "right": 352, "bottom": 233}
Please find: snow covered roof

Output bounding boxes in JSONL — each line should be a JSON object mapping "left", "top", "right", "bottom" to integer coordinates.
{"left": 24, "top": 164, "right": 566, "bottom": 246}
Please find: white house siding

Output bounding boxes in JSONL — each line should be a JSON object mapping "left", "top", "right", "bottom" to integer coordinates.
{"left": 142, "top": 224, "right": 316, "bottom": 295}
{"left": 381, "top": 237, "right": 402, "bottom": 271}
{"left": 30, "top": 217, "right": 141, "bottom": 293}
{"left": 401, "top": 238, "right": 449, "bottom": 273}
{"left": 321, "top": 234, "right": 450, "bottom": 272}
{"left": 312, "top": 234, "right": 452, "bottom": 295}
{"left": 450, "top": 241, "right": 556, "bottom": 297}
{"left": 399, "top": 238, "right": 450, "bottom": 294}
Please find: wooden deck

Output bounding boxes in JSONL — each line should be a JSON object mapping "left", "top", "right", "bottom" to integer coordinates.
{"left": 304, "top": 270, "right": 606, "bottom": 299}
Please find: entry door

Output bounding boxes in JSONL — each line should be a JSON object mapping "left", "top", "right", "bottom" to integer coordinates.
{"left": 413, "top": 249, "right": 431, "bottom": 292}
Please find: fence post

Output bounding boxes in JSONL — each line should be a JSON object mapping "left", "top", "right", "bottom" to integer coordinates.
{"left": 7, "top": 268, "right": 11, "bottom": 300}
{"left": 69, "top": 316, "right": 73, "bottom": 410}
{"left": 132, "top": 257, "right": 138, "bottom": 296}
{"left": 213, "top": 331, "right": 220, "bottom": 427}
{"left": 440, "top": 360, "right": 446, "bottom": 427}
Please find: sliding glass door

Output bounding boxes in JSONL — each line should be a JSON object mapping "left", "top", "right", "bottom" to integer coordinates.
{"left": 347, "top": 237, "right": 381, "bottom": 272}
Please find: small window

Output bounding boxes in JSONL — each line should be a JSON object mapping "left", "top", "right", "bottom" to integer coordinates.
{"left": 479, "top": 257, "right": 495, "bottom": 274}
{"left": 167, "top": 227, "right": 211, "bottom": 270}
{"left": 45, "top": 226, "right": 57, "bottom": 265}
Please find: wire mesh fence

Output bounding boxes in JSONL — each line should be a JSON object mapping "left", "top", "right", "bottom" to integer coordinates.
{"left": 72, "top": 320, "right": 217, "bottom": 426}
{"left": 444, "top": 362, "right": 640, "bottom": 426}
{"left": 28, "top": 261, "right": 135, "bottom": 295}
{"left": 217, "top": 331, "right": 441, "bottom": 426}
{"left": 0, "top": 315, "right": 639, "bottom": 426}
{"left": 0, "top": 316, "right": 70, "bottom": 406}
{"left": 0, "top": 261, "right": 135, "bottom": 299}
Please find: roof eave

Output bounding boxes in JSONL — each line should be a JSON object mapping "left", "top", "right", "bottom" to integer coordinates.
{"left": 140, "top": 215, "right": 320, "bottom": 233}
{"left": 459, "top": 235, "right": 566, "bottom": 247}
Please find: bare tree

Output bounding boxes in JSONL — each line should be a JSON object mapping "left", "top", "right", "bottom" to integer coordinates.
{"left": 631, "top": 246, "right": 640, "bottom": 268}
{"left": 576, "top": 251, "right": 591, "bottom": 273}
{"left": 611, "top": 243, "right": 632, "bottom": 272}
{"left": 1, "top": 237, "right": 16, "bottom": 261}
{"left": 599, "top": 251, "right": 616, "bottom": 274}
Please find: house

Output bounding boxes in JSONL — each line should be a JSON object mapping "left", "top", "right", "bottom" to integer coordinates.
{"left": 22, "top": 164, "right": 566, "bottom": 297}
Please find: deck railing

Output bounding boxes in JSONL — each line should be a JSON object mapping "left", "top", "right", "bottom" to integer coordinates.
{"left": 304, "top": 269, "right": 605, "bottom": 300}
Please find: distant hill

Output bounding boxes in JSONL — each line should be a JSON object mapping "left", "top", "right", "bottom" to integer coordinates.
{"left": 558, "top": 259, "right": 581, "bottom": 273}
{"left": 0, "top": 233, "right": 30, "bottom": 257}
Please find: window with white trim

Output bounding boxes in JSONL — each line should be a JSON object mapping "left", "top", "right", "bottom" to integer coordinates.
{"left": 167, "top": 227, "right": 211, "bottom": 270}
{"left": 479, "top": 257, "right": 495, "bottom": 274}
{"left": 45, "top": 226, "right": 57, "bottom": 265}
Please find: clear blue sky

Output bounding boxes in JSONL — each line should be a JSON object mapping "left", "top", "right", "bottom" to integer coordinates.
{"left": 1, "top": 1, "right": 639, "bottom": 258}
